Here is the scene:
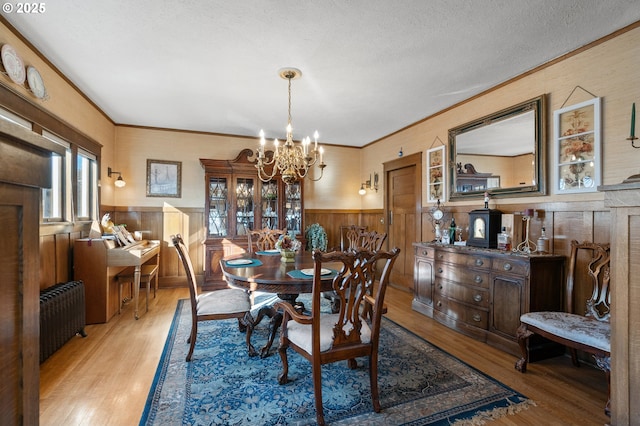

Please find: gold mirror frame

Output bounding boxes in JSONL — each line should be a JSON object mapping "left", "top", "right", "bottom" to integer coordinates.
{"left": 448, "top": 95, "right": 546, "bottom": 200}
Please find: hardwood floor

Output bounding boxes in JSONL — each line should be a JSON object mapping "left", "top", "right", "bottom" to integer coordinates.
{"left": 39, "top": 285, "right": 610, "bottom": 425}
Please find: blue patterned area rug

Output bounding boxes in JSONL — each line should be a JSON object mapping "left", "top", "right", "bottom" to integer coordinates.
{"left": 140, "top": 298, "right": 533, "bottom": 425}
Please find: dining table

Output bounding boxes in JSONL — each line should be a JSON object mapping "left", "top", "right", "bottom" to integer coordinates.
{"left": 220, "top": 249, "right": 338, "bottom": 358}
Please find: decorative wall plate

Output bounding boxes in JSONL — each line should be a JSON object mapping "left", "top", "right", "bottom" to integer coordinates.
{"left": 26, "top": 66, "right": 47, "bottom": 99}
{"left": 1, "top": 44, "right": 26, "bottom": 85}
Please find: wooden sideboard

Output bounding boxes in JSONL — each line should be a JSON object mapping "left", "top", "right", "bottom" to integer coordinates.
{"left": 412, "top": 242, "right": 564, "bottom": 358}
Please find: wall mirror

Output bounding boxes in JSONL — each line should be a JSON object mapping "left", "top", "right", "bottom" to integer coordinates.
{"left": 448, "top": 95, "right": 546, "bottom": 200}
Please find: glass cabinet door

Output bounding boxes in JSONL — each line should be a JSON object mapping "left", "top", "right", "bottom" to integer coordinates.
{"left": 208, "top": 177, "right": 228, "bottom": 237}
{"left": 284, "top": 182, "right": 302, "bottom": 236}
{"left": 235, "top": 177, "right": 254, "bottom": 236}
{"left": 260, "top": 180, "right": 279, "bottom": 229}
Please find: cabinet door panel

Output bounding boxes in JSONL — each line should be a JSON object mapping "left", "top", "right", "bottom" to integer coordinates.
{"left": 491, "top": 275, "right": 523, "bottom": 339}
{"left": 414, "top": 257, "right": 434, "bottom": 306}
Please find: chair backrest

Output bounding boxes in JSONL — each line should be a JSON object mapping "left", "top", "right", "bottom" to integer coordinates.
{"left": 339, "top": 225, "right": 367, "bottom": 251}
{"left": 310, "top": 247, "right": 401, "bottom": 349}
{"left": 248, "top": 227, "right": 286, "bottom": 252}
{"left": 358, "top": 230, "right": 387, "bottom": 251}
{"left": 566, "top": 240, "right": 610, "bottom": 321}
{"left": 170, "top": 234, "right": 199, "bottom": 314}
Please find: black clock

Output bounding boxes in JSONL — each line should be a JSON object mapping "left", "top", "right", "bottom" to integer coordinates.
{"left": 468, "top": 209, "right": 502, "bottom": 248}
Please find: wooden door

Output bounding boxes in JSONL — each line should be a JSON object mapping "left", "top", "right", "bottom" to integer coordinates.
{"left": 384, "top": 153, "right": 422, "bottom": 291}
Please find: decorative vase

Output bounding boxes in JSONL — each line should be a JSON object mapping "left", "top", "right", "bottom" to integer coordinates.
{"left": 280, "top": 249, "right": 296, "bottom": 263}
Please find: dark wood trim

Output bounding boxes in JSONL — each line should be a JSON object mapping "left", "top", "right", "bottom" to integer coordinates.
{"left": 0, "top": 84, "right": 103, "bottom": 156}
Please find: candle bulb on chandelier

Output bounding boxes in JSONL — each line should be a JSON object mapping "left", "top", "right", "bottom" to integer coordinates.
{"left": 259, "top": 129, "right": 266, "bottom": 156}
{"left": 314, "top": 131, "right": 319, "bottom": 150}
{"left": 274, "top": 138, "right": 279, "bottom": 154}
{"left": 319, "top": 146, "right": 324, "bottom": 163}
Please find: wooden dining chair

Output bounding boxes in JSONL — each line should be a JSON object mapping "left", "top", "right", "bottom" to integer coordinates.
{"left": 515, "top": 240, "right": 611, "bottom": 416}
{"left": 247, "top": 227, "right": 286, "bottom": 253}
{"left": 358, "top": 230, "right": 387, "bottom": 251}
{"left": 170, "top": 234, "right": 254, "bottom": 361}
{"left": 275, "top": 247, "right": 401, "bottom": 426}
{"left": 338, "top": 225, "right": 367, "bottom": 251}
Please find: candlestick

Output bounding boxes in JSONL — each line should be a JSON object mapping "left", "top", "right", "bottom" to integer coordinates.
{"left": 632, "top": 103, "right": 636, "bottom": 139}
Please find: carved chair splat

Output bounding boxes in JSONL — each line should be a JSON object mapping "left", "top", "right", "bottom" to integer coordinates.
{"left": 248, "top": 227, "right": 287, "bottom": 253}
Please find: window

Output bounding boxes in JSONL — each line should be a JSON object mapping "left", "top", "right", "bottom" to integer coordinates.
{"left": 42, "top": 131, "right": 71, "bottom": 222}
{"left": 76, "top": 148, "right": 98, "bottom": 220}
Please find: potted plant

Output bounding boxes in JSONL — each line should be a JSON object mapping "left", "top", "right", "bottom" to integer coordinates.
{"left": 304, "top": 223, "right": 328, "bottom": 252}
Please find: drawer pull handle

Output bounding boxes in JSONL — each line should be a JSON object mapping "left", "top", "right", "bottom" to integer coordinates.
{"left": 475, "top": 259, "right": 484, "bottom": 266}
{"left": 474, "top": 275, "right": 483, "bottom": 283}
{"left": 472, "top": 314, "right": 482, "bottom": 322}
{"left": 422, "top": 250, "right": 429, "bottom": 255}
{"left": 439, "top": 284, "right": 443, "bottom": 290}
{"left": 473, "top": 294, "right": 482, "bottom": 302}
{"left": 437, "top": 301, "right": 442, "bottom": 307}
{"left": 437, "top": 254, "right": 443, "bottom": 259}
{"left": 504, "top": 263, "right": 512, "bottom": 271}
{"left": 438, "top": 268, "right": 443, "bottom": 274}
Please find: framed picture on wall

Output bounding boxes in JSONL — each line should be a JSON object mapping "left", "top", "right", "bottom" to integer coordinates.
{"left": 553, "top": 97, "right": 601, "bottom": 194}
{"left": 146, "top": 159, "right": 182, "bottom": 198}
{"left": 426, "top": 145, "right": 446, "bottom": 202}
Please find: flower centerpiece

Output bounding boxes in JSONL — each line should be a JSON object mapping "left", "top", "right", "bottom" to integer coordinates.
{"left": 275, "top": 234, "right": 301, "bottom": 263}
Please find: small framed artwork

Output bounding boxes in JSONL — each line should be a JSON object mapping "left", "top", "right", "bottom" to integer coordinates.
{"left": 553, "top": 97, "right": 601, "bottom": 194}
{"left": 146, "top": 159, "right": 182, "bottom": 198}
{"left": 426, "top": 145, "right": 446, "bottom": 202}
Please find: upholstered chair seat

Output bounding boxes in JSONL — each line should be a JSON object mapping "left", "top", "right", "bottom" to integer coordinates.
{"left": 197, "top": 288, "right": 251, "bottom": 316}
{"left": 286, "top": 314, "right": 372, "bottom": 353}
{"left": 520, "top": 311, "right": 610, "bottom": 353}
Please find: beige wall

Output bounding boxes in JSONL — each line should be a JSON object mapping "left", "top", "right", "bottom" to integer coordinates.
{"left": 113, "top": 126, "right": 363, "bottom": 209}
{"left": 362, "top": 25, "right": 640, "bottom": 209}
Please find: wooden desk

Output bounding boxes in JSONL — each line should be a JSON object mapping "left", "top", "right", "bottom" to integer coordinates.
{"left": 220, "top": 251, "right": 336, "bottom": 357}
{"left": 74, "top": 239, "right": 160, "bottom": 323}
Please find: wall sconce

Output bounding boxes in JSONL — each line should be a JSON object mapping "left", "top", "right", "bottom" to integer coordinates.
{"left": 358, "top": 172, "right": 379, "bottom": 195}
{"left": 107, "top": 167, "right": 126, "bottom": 188}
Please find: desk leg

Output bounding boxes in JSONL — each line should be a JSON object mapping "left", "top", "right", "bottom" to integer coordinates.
{"left": 133, "top": 265, "right": 141, "bottom": 320}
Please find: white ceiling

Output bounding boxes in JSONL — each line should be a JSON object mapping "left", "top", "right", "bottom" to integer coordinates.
{"left": 4, "top": 1, "right": 640, "bottom": 147}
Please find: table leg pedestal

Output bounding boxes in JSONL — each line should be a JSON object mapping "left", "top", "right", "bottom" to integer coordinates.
{"left": 248, "top": 293, "right": 304, "bottom": 358}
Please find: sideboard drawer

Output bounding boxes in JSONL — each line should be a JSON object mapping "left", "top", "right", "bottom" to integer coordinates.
{"left": 492, "top": 258, "right": 529, "bottom": 276}
{"left": 435, "top": 263, "right": 490, "bottom": 288}
{"left": 434, "top": 295, "right": 489, "bottom": 329}
{"left": 440, "top": 251, "right": 492, "bottom": 269}
{"left": 435, "top": 279, "right": 489, "bottom": 308}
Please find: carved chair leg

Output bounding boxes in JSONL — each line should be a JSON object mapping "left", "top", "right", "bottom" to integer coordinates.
{"left": 595, "top": 356, "right": 611, "bottom": 417}
{"left": 605, "top": 368, "right": 611, "bottom": 417}
{"left": 312, "top": 362, "right": 326, "bottom": 426}
{"left": 514, "top": 323, "right": 533, "bottom": 372}
{"left": 347, "top": 358, "right": 358, "bottom": 369}
{"left": 277, "top": 339, "right": 290, "bottom": 385}
{"left": 186, "top": 323, "right": 197, "bottom": 362}
{"left": 369, "top": 353, "right": 381, "bottom": 413}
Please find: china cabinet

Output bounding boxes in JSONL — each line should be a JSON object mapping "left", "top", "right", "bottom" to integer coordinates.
{"left": 201, "top": 149, "right": 304, "bottom": 288}
{"left": 412, "top": 242, "right": 564, "bottom": 359}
